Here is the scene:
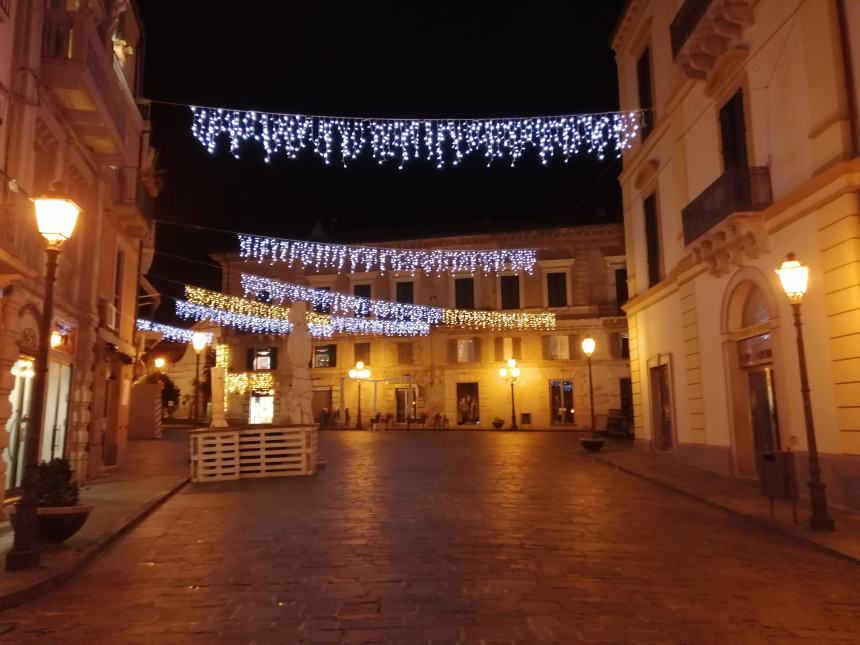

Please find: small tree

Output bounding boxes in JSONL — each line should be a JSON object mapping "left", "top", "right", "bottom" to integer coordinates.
{"left": 141, "top": 372, "right": 181, "bottom": 410}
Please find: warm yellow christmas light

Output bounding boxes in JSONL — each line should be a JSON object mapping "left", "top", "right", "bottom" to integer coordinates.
{"left": 226, "top": 371, "right": 275, "bottom": 395}
{"left": 186, "top": 286, "right": 329, "bottom": 325}
{"left": 441, "top": 308, "right": 555, "bottom": 331}
{"left": 215, "top": 344, "right": 231, "bottom": 369}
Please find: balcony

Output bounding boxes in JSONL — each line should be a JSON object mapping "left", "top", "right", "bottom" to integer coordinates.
{"left": 683, "top": 167, "right": 773, "bottom": 275}
{"left": 41, "top": 8, "right": 131, "bottom": 163}
{"left": 670, "top": 0, "right": 754, "bottom": 80}
{"left": 106, "top": 166, "right": 153, "bottom": 240}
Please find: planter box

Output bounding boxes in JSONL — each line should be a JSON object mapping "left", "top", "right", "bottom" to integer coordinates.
{"left": 191, "top": 425, "right": 318, "bottom": 483}
{"left": 8, "top": 504, "right": 94, "bottom": 543}
{"left": 580, "top": 438, "right": 605, "bottom": 453}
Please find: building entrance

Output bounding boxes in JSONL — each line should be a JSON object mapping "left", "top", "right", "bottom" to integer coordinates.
{"left": 456, "top": 383, "right": 479, "bottom": 425}
{"left": 549, "top": 380, "right": 574, "bottom": 424}
{"left": 249, "top": 391, "right": 274, "bottom": 424}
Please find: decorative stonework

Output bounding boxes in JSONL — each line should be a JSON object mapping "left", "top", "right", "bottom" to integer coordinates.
{"left": 674, "top": 0, "right": 754, "bottom": 82}
{"left": 687, "top": 212, "right": 769, "bottom": 276}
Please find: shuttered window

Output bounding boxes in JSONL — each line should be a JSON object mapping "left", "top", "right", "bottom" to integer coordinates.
{"left": 455, "top": 278, "right": 475, "bottom": 309}
{"left": 353, "top": 342, "right": 370, "bottom": 365}
{"left": 547, "top": 272, "right": 568, "bottom": 308}
{"left": 499, "top": 275, "right": 520, "bottom": 310}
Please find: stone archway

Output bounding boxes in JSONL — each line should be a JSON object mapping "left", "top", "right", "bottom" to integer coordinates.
{"left": 720, "top": 268, "right": 789, "bottom": 476}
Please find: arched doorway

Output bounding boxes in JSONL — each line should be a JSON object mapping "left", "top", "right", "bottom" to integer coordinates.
{"left": 722, "top": 274, "right": 786, "bottom": 476}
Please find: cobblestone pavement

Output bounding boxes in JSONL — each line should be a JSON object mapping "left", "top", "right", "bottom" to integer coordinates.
{"left": 1, "top": 431, "right": 859, "bottom": 644}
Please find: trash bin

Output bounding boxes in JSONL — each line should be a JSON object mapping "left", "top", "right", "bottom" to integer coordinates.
{"left": 758, "top": 451, "right": 797, "bottom": 500}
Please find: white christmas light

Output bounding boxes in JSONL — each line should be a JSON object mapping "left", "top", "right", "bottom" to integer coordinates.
{"left": 237, "top": 234, "right": 538, "bottom": 275}
{"left": 136, "top": 319, "right": 213, "bottom": 344}
{"left": 176, "top": 297, "right": 430, "bottom": 337}
{"left": 190, "top": 107, "right": 641, "bottom": 167}
{"left": 241, "top": 274, "right": 556, "bottom": 331}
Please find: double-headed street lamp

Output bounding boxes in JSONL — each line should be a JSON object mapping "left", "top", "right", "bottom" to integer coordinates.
{"left": 775, "top": 253, "right": 835, "bottom": 532}
{"left": 348, "top": 361, "right": 370, "bottom": 429}
{"left": 7, "top": 187, "right": 80, "bottom": 571}
{"left": 499, "top": 358, "right": 520, "bottom": 430}
{"left": 580, "top": 336, "right": 596, "bottom": 433}
{"left": 191, "top": 332, "right": 208, "bottom": 426}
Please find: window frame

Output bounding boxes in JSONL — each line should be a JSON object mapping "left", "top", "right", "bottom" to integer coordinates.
{"left": 538, "top": 260, "right": 573, "bottom": 309}
{"left": 497, "top": 273, "right": 522, "bottom": 310}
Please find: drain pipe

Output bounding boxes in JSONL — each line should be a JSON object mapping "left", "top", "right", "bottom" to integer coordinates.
{"left": 836, "top": 0, "right": 858, "bottom": 155}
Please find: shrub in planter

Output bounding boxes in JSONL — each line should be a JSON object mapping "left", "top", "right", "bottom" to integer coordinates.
{"left": 9, "top": 459, "right": 93, "bottom": 544}
{"left": 491, "top": 417, "right": 505, "bottom": 430}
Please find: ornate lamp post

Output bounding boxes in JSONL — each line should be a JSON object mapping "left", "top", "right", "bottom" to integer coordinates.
{"left": 580, "top": 336, "right": 596, "bottom": 433}
{"left": 191, "top": 332, "right": 208, "bottom": 426}
{"left": 775, "top": 253, "right": 835, "bottom": 532}
{"left": 153, "top": 357, "right": 166, "bottom": 371}
{"left": 348, "top": 361, "right": 370, "bottom": 429}
{"left": 499, "top": 358, "right": 520, "bottom": 430}
{"left": 6, "top": 187, "right": 80, "bottom": 571}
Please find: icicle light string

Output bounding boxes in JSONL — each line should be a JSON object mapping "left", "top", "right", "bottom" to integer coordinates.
{"left": 238, "top": 234, "right": 538, "bottom": 275}
{"left": 135, "top": 319, "right": 214, "bottom": 344}
{"left": 240, "top": 274, "right": 556, "bottom": 331}
{"left": 189, "top": 106, "right": 641, "bottom": 168}
{"left": 182, "top": 287, "right": 430, "bottom": 337}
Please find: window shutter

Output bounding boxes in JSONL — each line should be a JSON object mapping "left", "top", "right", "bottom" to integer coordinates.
{"left": 569, "top": 334, "right": 580, "bottom": 359}
{"left": 541, "top": 336, "right": 551, "bottom": 360}
{"left": 512, "top": 337, "right": 522, "bottom": 360}
{"left": 270, "top": 347, "right": 278, "bottom": 370}
{"left": 610, "top": 333, "right": 621, "bottom": 359}
{"left": 330, "top": 344, "right": 337, "bottom": 368}
{"left": 246, "top": 348, "right": 255, "bottom": 371}
{"left": 447, "top": 339, "right": 457, "bottom": 363}
{"left": 472, "top": 336, "right": 482, "bottom": 363}
{"left": 494, "top": 337, "right": 504, "bottom": 361}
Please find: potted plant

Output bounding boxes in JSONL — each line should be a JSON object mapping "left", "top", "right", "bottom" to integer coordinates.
{"left": 8, "top": 459, "right": 93, "bottom": 544}
{"left": 580, "top": 435, "right": 605, "bottom": 452}
{"left": 492, "top": 417, "right": 505, "bottom": 430}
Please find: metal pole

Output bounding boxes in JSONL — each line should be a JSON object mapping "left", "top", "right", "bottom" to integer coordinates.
{"left": 587, "top": 355, "right": 595, "bottom": 434}
{"left": 194, "top": 351, "right": 201, "bottom": 427}
{"left": 791, "top": 302, "right": 835, "bottom": 531}
{"left": 7, "top": 247, "right": 60, "bottom": 570}
{"left": 356, "top": 379, "right": 363, "bottom": 430}
{"left": 510, "top": 380, "right": 518, "bottom": 430}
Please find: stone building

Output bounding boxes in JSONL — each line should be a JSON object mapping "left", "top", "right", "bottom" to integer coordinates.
{"left": 214, "top": 225, "right": 631, "bottom": 431}
{"left": 0, "top": 0, "right": 155, "bottom": 495}
{"left": 612, "top": 0, "right": 860, "bottom": 507}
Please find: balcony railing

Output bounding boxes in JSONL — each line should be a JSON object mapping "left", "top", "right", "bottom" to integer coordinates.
{"left": 682, "top": 167, "right": 772, "bottom": 246}
{"left": 671, "top": 0, "right": 713, "bottom": 58}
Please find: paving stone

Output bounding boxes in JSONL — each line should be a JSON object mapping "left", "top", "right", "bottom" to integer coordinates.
{"left": 0, "top": 432, "right": 858, "bottom": 643}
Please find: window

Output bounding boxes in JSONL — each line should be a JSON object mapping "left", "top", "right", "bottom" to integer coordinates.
{"left": 250, "top": 347, "right": 277, "bottom": 370}
{"left": 353, "top": 284, "right": 371, "bottom": 317}
{"left": 395, "top": 281, "right": 414, "bottom": 304}
{"left": 353, "top": 342, "right": 370, "bottom": 366}
{"left": 397, "top": 342, "right": 414, "bottom": 365}
{"left": 546, "top": 272, "right": 568, "bottom": 308}
{"left": 643, "top": 193, "right": 662, "bottom": 287}
{"left": 637, "top": 47, "right": 654, "bottom": 138}
{"left": 499, "top": 275, "right": 520, "bottom": 310}
{"left": 620, "top": 334, "right": 630, "bottom": 359}
{"left": 719, "top": 89, "right": 748, "bottom": 170}
{"left": 615, "top": 268, "right": 629, "bottom": 306}
{"left": 113, "top": 249, "right": 125, "bottom": 329}
{"left": 494, "top": 337, "right": 522, "bottom": 361}
{"left": 313, "top": 287, "right": 331, "bottom": 314}
{"left": 313, "top": 344, "right": 337, "bottom": 368}
{"left": 549, "top": 380, "right": 575, "bottom": 424}
{"left": 455, "top": 278, "right": 475, "bottom": 309}
{"left": 542, "top": 335, "right": 570, "bottom": 360}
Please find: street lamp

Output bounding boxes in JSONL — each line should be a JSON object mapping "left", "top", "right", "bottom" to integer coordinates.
{"left": 775, "top": 253, "right": 835, "bottom": 532}
{"left": 581, "top": 336, "right": 596, "bottom": 434}
{"left": 191, "top": 332, "right": 208, "bottom": 427}
{"left": 348, "top": 361, "right": 370, "bottom": 429}
{"left": 499, "top": 358, "right": 520, "bottom": 430}
{"left": 153, "top": 357, "right": 166, "bottom": 371}
{"left": 6, "top": 187, "right": 80, "bottom": 571}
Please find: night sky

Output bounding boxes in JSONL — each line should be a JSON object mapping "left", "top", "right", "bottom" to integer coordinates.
{"left": 136, "top": 1, "right": 627, "bottom": 321}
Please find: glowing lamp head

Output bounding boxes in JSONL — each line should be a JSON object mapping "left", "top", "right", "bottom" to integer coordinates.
{"left": 355, "top": 361, "right": 364, "bottom": 370}
{"left": 499, "top": 367, "right": 507, "bottom": 378}
{"left": 11, "top": 360, "right": 35, "bottom": 379}
{"left": 33, "top": 188, "right": 81, "bottom": 247}
{"left": 507, "top": 358, "right": 517, "bottom": 369}
{"left": 581, "top": 336, "right": 596, "bottom": 357}
{"left": 50, "top": 331, "right": 62, "bottom": 348}
{"left": 191, "top": 332, "right": 208, "bottom": 353}
{"left": 775, "top": 253, "right": 809, "bottom": 303}
{"left": 154, "top": 357, "right": 166, "bottom": 370}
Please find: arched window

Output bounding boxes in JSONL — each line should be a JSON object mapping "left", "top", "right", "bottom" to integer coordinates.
{"left": 741, "top": 286, "right": 771, "bottom": 328}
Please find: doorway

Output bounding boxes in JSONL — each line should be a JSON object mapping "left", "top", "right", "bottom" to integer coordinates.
{"left": 748, "top": 367, "right": 780, "bottom": 459}
{"left": 548, "top": 380, "right": 574, "bottom": 424}
{"left": 456, "top": 383, "right": 479, "bottom": 425}
{"left": 312, "top": 388, "right": 333, "bottom": 423}
{"left": 4, "top": 358, "right": 35, "bottom": 492}
{"left": 41, "top": 361, "right": 72, "bottom": 463}
{"left": 395, "top": 386, "right": 418, "bottom": 423}
{"left": 249, "top": 391, "right": 274, "bottom": 424}
{"left": 619, "top": 377, "right": 633, "bottom": 420}
{"left": 649, "top": 364, "right": 673, "bottom": 450}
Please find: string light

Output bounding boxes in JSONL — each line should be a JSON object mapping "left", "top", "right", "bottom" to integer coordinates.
{"left": 180, "top": 287, "right": 431, "bottom": 337}
{"left": 237, "top": 234, "right": 538, "bottom": 275}
{"left": 136, "top": 319, "right": 214, "bottom": 344}
{"left": 215, "top": 344, "right": 231, "bottom": 369}
{"left": 226, "top": 371, "right": 275, "bottom": 395}
{"left": 190, "top": 107, "right": 641, "bottom": 167}
{"left": 241, "top": 274, "right": 556, "bottom": 331}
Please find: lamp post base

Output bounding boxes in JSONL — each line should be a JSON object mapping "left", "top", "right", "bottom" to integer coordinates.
{"left": 809, "top": 516, "right": 835, "bottom": 532}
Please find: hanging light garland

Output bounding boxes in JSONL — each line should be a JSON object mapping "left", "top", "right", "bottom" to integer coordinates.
{"left": 226, "top": 371, "right": 275, "bottom": 395}
{"left": 237, "top": 234, "right": 538, "bottom": 275}
{"left": 190, "top": 107, "right": 641, "bottom": 167}
{"left": 240, "top": 274, "right": 556, "bottom": 331}
{"left": 180, "top": 287, "right": 431, "bottom": 337}
{"left": 136, "top": 319, "right": 214, "bottom": 344}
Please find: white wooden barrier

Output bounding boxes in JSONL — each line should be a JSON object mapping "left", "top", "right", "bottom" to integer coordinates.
{"left": 191, "top": 425, "right": 318, "bottom": 482}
